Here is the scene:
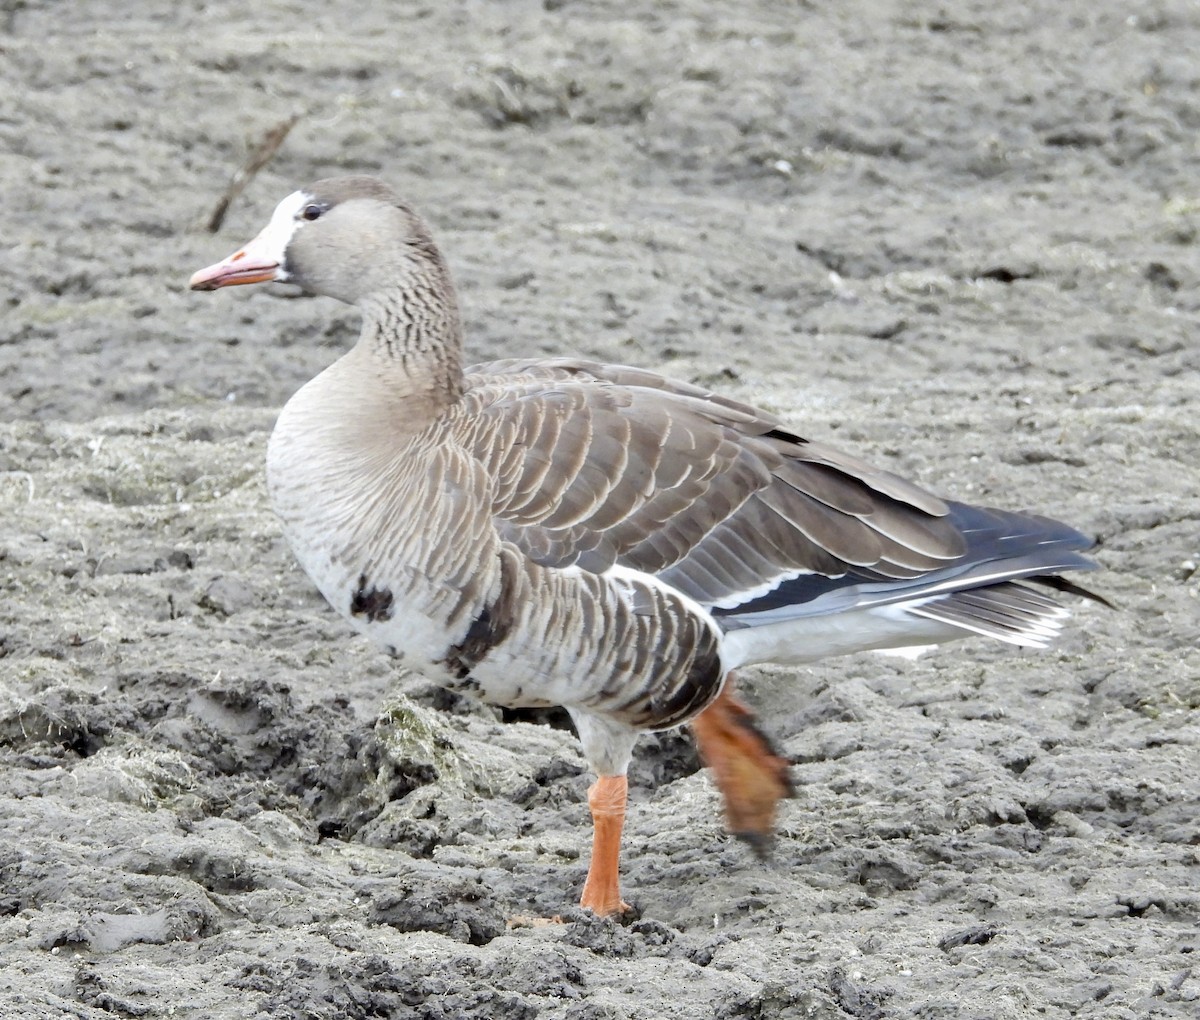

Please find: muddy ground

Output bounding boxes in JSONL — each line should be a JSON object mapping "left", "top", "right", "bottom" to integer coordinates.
{"left": 2, "top": 1, "right": 1198, "bottom": 1017}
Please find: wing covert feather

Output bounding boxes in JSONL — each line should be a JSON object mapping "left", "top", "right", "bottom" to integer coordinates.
{"left": 451, "top": 358, "right": 965, "bottom": 609}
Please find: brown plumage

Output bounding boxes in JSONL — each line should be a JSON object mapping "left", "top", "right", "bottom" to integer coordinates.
{"left": 191, "top": 176, "right": 1102, "bottom": 917}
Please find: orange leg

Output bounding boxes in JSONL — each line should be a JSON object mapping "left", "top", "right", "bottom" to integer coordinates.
{"left": 691, "top": 675, "right": 794, "bottom": 854}
{"left": 579, "top": 774, "right": 632, "bottom": 917}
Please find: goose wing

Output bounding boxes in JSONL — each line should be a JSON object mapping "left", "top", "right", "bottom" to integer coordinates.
{"left": 451, "top": 357, "right": 968, "bottom": 610}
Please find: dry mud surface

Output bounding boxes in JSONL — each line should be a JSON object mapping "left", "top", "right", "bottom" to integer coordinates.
{"left": 3, "top": 1, "right": 1199, "bottom": 1017}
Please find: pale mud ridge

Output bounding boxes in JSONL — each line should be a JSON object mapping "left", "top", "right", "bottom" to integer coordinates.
{"left": 2, "top": 1, "right": 1198, "bottom": 1017}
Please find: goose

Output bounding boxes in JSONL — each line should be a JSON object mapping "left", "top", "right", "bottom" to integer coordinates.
{"left": 190, "top": 176, "right": 1103, "bottom": 917}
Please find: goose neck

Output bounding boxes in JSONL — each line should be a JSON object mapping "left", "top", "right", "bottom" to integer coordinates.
{"left": 357, "top": 286, "right": 465, "bottom": 407}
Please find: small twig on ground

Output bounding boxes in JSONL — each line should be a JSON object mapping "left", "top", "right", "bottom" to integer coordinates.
{"left": 204, "top": 114, "right": 300, "bottom": 232}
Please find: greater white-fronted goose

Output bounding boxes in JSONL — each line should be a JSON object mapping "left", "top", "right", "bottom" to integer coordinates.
{"left": 191, "top": 176, "right": 1103, "bottom": 917}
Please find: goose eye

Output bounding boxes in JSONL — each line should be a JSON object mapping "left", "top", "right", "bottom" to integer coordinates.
{"left": 301, "top": 204, "right": 324, "bottom": 221}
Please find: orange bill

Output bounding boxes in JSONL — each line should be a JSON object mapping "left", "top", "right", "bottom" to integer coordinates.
{"left": 189, "top": 248, "right": 281, "bottom": 291}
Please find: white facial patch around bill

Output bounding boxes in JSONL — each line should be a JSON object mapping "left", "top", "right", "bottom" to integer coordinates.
{"left": 240, "top": 189, "right": 315, "bottom": 281}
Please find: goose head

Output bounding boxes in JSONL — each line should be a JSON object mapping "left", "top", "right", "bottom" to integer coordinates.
{"left": 189, "top": 176, "right": 449, "bottom": 307}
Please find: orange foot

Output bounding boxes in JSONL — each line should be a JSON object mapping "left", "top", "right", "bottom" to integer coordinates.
{"left": 690, "top": 675, "right": 794, "bottom": 855}
{"left": 579, "top": 774, "right": 634, "bottom": 917}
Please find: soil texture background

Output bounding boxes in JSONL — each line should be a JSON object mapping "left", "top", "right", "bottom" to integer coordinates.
{"left": 2, "top": 1, "right": 1198, "bottom": 1017}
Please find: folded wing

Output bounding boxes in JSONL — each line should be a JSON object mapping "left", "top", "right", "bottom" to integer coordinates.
{"left": 453, "top": 359, "right": 981, "bottom": 602}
